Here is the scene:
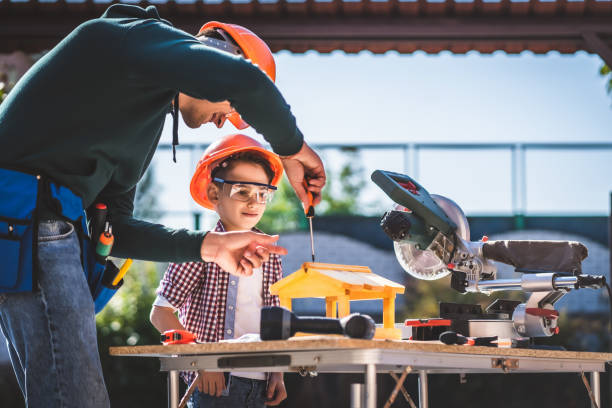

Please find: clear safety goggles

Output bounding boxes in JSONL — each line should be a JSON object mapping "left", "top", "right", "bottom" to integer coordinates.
{"left": 213, "top": 178, "right": 277, "bottom": 204}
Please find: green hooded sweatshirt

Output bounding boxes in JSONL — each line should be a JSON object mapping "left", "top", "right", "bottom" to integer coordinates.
{"left": 0, "top": 4, "right": 303, "bottom": 262}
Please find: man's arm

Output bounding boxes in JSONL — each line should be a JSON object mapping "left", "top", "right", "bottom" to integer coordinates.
{"left": 122, "top": 21, "right": 303, "bottom": 156}
{"left": 97, "top": 188, "right": 205, "bottom": 262}
{"left": 99, "top": 189, "right": 287, "bottom": 274}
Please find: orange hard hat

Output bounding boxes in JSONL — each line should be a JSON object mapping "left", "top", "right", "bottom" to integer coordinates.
{"left": 190, "top": 134, "right": 284, "bottom": 210}
{"left": 198, "top": 22, "right": 276, "bottom": 130}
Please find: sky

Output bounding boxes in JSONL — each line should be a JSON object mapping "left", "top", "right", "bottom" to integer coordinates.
{"left": 152, "top": 50, "right": 612, "bottom": 229}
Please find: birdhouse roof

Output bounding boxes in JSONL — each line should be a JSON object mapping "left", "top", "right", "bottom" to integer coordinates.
{"left": 270, "top": 262, "right": 405, "bottom": 296}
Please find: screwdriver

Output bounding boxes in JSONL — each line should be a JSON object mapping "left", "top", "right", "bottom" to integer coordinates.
{"left": 303, "top": 180, "right": 315, "bottom": 262}
{"left": 90, "top": 202, "right": 107, "bottom": 246}
{"left": 96, "top": 222, "right": 114, "bottom": 263}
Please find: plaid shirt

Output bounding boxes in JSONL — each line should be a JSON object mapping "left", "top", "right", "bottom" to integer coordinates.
{"left": 156, "top": 220, "right": 282, "bottom": 384}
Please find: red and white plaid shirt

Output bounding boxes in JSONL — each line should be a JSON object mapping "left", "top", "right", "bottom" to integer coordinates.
{"left": 156, "top": 220, "right": 282, "bottom": 383}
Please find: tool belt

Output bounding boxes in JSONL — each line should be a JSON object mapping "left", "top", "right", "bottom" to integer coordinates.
{"left": 0, "top": 167, "right": 122, "bottom": 313}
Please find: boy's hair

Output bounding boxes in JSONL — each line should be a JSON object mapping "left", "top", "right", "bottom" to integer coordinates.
{"left": 211, "top": 152, "right": 275, "bottom": 184}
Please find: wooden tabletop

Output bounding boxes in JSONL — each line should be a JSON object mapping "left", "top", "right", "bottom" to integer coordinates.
{"left": 109, "top": 337, "right": 612, "bottom": 362}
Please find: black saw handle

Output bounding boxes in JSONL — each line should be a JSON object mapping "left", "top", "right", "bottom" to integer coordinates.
{"left": 371, "top": 170, "right": 457, "bottom": 236}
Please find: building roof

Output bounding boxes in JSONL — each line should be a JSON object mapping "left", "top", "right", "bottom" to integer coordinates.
{"left": 1, "top": 0, "right": 611, "bottom": 57}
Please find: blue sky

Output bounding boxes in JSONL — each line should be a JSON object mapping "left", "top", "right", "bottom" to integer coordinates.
{"left": 154, "top": 51, "right": 612, "bottom": 228}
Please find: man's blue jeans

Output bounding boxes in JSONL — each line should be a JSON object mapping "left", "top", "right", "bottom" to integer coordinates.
{"left": 0, "top": 220, "right": 109, "bottom": 407}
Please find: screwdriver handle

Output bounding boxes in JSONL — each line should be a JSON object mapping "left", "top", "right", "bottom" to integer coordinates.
{"left": 303, "top": 180, "right": 315, "bottom": 218}
{"left": 90, "top": 202, "right": 107, "bottom": 243}
{"left": 96, "top": 222, "right": 114, "bottom": 261}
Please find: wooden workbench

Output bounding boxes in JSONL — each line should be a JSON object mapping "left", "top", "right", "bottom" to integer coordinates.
{"left": 110, "top": 337, "right": 612, "bottom": 408}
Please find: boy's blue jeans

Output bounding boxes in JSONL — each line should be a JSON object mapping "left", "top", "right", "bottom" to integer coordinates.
{"left": 188, "top": 375, "right": 268, "bottom": 408}
{"left": 0, "top": 220, "right": 109, "bottom": 407}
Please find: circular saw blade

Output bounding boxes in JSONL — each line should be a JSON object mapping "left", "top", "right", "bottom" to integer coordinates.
{"left": 393, "top": 195, "right": 469, "bottom": 281}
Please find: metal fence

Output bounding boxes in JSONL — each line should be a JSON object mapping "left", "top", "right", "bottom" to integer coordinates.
{"left": 151, "top": 142, "right": 612, "bottom": 230}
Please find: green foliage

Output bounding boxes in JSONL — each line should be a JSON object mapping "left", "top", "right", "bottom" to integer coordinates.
{"left": 601, "top": 64, "right": 612, "bottom": 100}
{"left": 0, "top": 78, "right": 8, "bottom": 105}
{"left": 257, "top": 177, "right": 304, "bottom": 233}
{"left": 318, "top": 149, "right": 366, "bottom": 216}
{"left": 258, "top": 150, "right": 367, "bottom": 232}
{"left": 96, "top": 260, "right": 168, "bottom": 405}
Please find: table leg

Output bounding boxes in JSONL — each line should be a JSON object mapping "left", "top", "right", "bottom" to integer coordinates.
{"left": 365, "top": 364, "right": 377, "bottom": 408}
{"left": 591, "top": 371, "right": 601, "bottom": 408}
{"left": 418, "top": 370, "right": 429, "bottom": 408}
{"left": 168, "top": 370, "right": 179, "bottom": 408}
{"left": 350, "top": 383, "right": 363, "bottom": 408}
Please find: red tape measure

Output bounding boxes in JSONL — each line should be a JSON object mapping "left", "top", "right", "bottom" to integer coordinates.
{"left": 160, "top": 330, "right": 197, "bottom": 345}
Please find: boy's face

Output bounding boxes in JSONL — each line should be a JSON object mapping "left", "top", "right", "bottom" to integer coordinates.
{"left": 208, "top": 161, "right": 272, "bottom": 231}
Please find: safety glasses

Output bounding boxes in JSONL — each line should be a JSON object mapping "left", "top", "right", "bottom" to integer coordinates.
{"left": 213, "top": 178, "right": 277, "bottom": 204}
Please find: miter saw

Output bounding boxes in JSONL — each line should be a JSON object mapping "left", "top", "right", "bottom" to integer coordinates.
{"left": 372, "top": 170, "right": 609, "bottom": 342}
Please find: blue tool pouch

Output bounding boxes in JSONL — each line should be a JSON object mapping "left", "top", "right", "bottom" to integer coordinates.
{"left": 0, "top": 169, "right": 40, "bottom": 292}
{"left": 0, "top": 168, "right": 123, "bottom": 312}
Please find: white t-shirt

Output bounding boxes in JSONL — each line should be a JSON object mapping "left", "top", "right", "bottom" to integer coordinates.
{"left": 231, "top": 267, "right": 265, "bottom": 380}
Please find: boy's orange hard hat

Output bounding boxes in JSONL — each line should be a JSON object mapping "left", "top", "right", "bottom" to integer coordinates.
{"left": 190, "top": 134, "right": 284, "bottom": 210}
{"left": 198, "top": 22, "right": 276, "bottom": 130}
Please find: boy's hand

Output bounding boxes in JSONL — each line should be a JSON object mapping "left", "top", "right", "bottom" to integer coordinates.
{"left": 197, "top": 371, "right": 226, "bottom": 397}
{"left": 201, "top": 231, "right": 287, "bottom": 276}
{"left": 280, "top": 141, "right": 326, "bottom": 208}
{"left": 265, "top": 372, "right": 287, "bottom": 406}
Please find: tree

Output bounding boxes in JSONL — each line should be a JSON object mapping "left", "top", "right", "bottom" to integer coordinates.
{"left": 0, "top": 81, "right": 6, "bottom": 104}
{"left": 96, "top": 261, "right": 168, "bottom": 407}
{"left": 317, "top": 149, "right": 366, "bottom": 216}
{"left": 601, "top": 64, "right": 612, "bottom": 102}
{"left": 257, "top": 177, "right": 304, "bottom": 233}
{"left": 257, "top": 149, "right": 368, "bottom": 233}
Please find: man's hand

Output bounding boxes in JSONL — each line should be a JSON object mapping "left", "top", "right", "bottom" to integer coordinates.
{"left": 265, "top": 372, "right": 287, "bottom": 406}
{"left": 196, "top": 371, "right": 226, "bottom": 397}
{"left": 200, "top": 231, "right": 287, "bottom": 277}
{"left": 280, "top": 141, "right": 326, "bottom": 209}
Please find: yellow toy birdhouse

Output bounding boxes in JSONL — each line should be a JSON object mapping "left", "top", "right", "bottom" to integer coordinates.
{"left": 269, "top": 262, "right": 405, "bottom": 340}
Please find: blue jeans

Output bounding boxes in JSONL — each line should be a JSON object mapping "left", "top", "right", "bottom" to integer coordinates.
{"left": 188, "top": 375, "right": 268, "bottom": 408}
{"left": 0, "top": 220, "right": 109, "bottom": 407}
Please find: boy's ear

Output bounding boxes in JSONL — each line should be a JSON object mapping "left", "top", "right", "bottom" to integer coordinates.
{"left": 207, "top": 183, "right": 220, "bottom": 205}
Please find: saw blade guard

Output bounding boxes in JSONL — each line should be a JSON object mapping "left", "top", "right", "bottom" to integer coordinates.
{"left": 393, "top": 195, "right": 470, "bottom": 281}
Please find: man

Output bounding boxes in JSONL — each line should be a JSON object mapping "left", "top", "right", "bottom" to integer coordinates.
{"left": 0, "top": 4, "right": 325, "bottom": 407}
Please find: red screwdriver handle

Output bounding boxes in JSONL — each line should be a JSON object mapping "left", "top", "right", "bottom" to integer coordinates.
{"left": 303, "top": 180, "right": 315, "bottom": 217}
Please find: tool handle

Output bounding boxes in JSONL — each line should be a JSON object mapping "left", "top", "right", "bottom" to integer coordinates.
{"left": 90, "top": 202, "right": 107, "bottom": 243}
{"left": 112, "top": 258, "right": 133, "bottom": 286}
{"left": 96, "top": 224, "right": 114, "bottom": 259}
{"left": 371, "top": 170, "right": 456, "bottom": 235}
{"left": 303, "top": 180, "right": 315, "bottom": 217}
{"left": 293, "top": 316, "right": 344, "bottom": 336}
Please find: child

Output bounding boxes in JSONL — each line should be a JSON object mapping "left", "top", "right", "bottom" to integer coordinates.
{"left": 150, "top": 134, "right": 287, "bottom": 407}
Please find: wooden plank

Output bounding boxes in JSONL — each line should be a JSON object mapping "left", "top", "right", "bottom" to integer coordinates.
{"left": 109, "top": 336, "right": 612, "bottom": 362}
